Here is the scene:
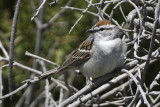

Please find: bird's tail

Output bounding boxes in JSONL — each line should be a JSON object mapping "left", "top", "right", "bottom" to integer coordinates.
{"left": 39, "top": 68, "right": 59, "bottom": 80}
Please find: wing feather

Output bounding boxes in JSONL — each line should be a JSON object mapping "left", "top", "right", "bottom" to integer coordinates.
{"left": 60, "top": 36, "right": 94, "bottom": 70}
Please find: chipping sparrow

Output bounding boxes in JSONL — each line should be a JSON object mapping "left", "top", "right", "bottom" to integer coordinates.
{"left": 39, "top": 20, "right": 127, "bottom": 81}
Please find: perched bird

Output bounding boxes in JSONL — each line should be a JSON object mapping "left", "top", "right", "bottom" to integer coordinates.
{"left": 39, "top": 20, "right": 127, "bottom": 83}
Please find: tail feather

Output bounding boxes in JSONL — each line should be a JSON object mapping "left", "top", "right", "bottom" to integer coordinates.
{"left": 39, "top": 68, "right": 58, "bottom": 80}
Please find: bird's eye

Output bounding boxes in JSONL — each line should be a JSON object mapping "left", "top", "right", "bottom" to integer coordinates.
{"left": 100, "top": 28, "right": 104, "bottom": 31}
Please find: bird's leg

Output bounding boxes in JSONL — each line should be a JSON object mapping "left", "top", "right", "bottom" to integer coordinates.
{"left": 86, "top": 76, "right": 95, "bottom": 88}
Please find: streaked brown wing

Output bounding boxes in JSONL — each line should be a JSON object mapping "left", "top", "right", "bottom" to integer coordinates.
{"left": 39, "top": 36, "right": 94, "bottom": 79}
{"left": 60, "top": 36, "right": 94, "bottom": 70}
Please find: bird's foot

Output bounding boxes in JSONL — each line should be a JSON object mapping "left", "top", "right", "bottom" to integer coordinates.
{"left": 86, "top": 77, "right": 96, "bottom": 88}
{"left": 89, "top": 81, "right": 96, "bottom": 88}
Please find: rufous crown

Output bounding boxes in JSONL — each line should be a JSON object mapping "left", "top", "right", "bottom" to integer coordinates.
{"left": 95, "top": 20, "right": 112, "bottom": 27}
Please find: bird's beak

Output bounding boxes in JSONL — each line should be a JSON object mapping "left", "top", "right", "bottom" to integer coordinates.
{"left": 86, "top": 28, "right": 99, "bottom": 33}
{"left": 86, "top": 29, "right": 95, "bottom": 33}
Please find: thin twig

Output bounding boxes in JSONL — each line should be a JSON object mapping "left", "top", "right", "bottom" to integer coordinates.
{"left": 122, "top": 69, "right": 150, "bottom": 107}
{"left": 8, "top": 0, "right": 22, "bottom": 99}
{"left": 61, "top": 6, "right": 98, "bottom": 17}
{"left": 0, "top": 69, "right": 3, "bottom": 104}
{"left": 0, "top": 78, "right": 39, "bottom": 100}
{"left": 127, "top": 0, "right": 143, "bottom": 34}
{"left": 25, "top": 51, "right": 59, "bottom": 67}
{"left": 31, "top": 0, "right": 47, "bottom": 20}
{"left": 149, "top": 71, "right": 160, "bottom": 90}
{"left": 42, "top": 0, "right": 74, "bottom": 29}
{"left": 0, "top": 40, "right": 9, "bottom": 59}
{"left": 39, "top": 60, "right": 50, "bottom": 107}
{"left": 142, "top": 0, "right": 160, "bottom": 83}
{"left": 69, "top": 0, "right": 93, "bottom": 34}
{"left": 109, "top": 0, "right": 126, "bottom": 21}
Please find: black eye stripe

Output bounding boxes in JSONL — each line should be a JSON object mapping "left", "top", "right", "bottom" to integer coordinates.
{"left": 87, "top": 26, "right": 115, "bottom": 33}
{"left": 99, "top": 27, "right": 112, "bottom": 31}
{"left": 100, "top": 28, "right": 104, "bottom": 31}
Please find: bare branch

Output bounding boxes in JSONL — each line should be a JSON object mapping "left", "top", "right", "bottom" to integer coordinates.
{"left": 122, "top": 69, "right": 150, "bottom": 106}
{"left": 25, "top": 51, "right": 59, "bottom": 67}
{"left": 8, "top": 0, "right": 22, "bottom": 98}
{"left": 0, "top": 40, "right": 9, "bottom": 59}
{"left": 58, "top": 59, "right": 157, "bottom": 107}
{"left": 142, "top": 0, "right": 160, "bottom": 83}
{"left": 31, "top": 0, "right": 46, "bottom": 20}
{"left": 69, "top": 0, "right": 93, "bottom": 34}
{"left": 42, "top": 0, "right": 74, "bottom": 29}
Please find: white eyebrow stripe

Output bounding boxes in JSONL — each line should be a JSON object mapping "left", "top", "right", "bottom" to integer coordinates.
{"left": 99, "top": 25, "right": 115, "bottom": 29}
{"left": 78, "top": 48, "right": 91, "bottom": 52}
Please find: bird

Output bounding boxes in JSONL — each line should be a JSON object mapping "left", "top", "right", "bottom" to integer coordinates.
{"left": 39, "top": 19, "right": 127, "bottom": 83}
